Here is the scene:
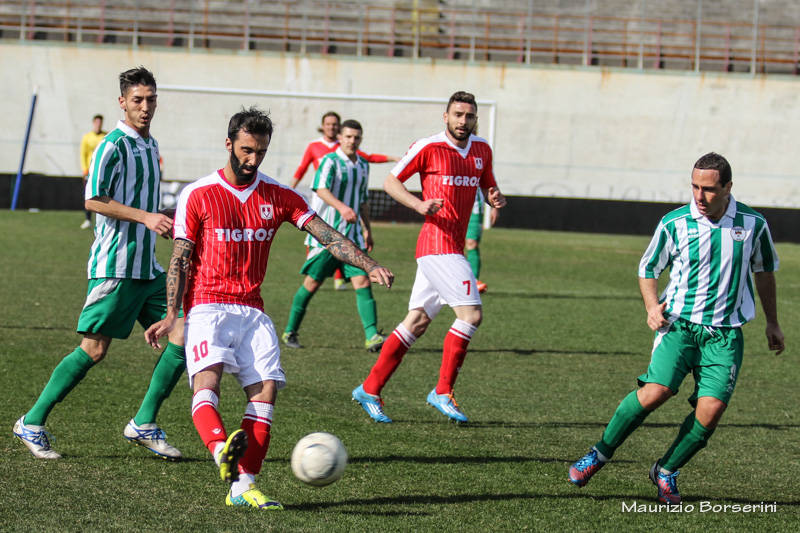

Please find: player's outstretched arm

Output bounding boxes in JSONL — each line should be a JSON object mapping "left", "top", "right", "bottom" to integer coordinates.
{"left": 304, "top": 216, "right": 393, "bottom": 288}
{"left": 754, "top": 271, "right": 785, "bottom": 355}
{"left": 86, "top": 195, "right": 173, "bottom": 237}
{"left": 144, "top": 238, "right": 194, "bottom": 349}
{"left": 384, "top": 173, "right": 443, "bottom": 216}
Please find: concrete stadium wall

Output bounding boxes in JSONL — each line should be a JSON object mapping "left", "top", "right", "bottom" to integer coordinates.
{"left": 3, "top": 41, "right": 800, "bottom": 209}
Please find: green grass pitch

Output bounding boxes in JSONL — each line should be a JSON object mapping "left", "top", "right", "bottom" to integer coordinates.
{"left": 0, "top": 210, "right": 797, "bottom": 532}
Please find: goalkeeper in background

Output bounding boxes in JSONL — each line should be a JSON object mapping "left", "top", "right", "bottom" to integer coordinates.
{"left": 78, "top": 114, "right": 106, "bottom": 229}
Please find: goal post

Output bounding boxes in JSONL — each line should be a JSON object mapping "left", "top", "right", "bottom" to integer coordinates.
{"left": 157, "top": 84, "right": 496, "bottom": 227}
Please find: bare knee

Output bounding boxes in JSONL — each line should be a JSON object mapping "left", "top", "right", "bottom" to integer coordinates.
{"left": 636, "top": 383, "right": 673, "bottom": 410}
{"left": 193, "top": 366, "right": 223, "bottom": 396}
{"left": 244, "top": 380, "right": 278, "bottom": 404}
{"left": 303, "top": 276, "right": 322, "bottom": 294}
{"left": 80, "top": 334, "right": 111, "bottom": 362}
{"left": 403, "top": 310, "right": 432, "bottom": 337}
{"left": 454, "top": 305, "right": 482, "bottom": 327}
{"left": 695, "top": 396, "right": 727, "bottom": 429}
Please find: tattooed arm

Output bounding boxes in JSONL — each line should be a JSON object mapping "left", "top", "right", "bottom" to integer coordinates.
{"left": 304, "top": 215, "right": 393, "bottom": 288}
{"left": 144, "top": 238, "right": 194, "bottom": 349}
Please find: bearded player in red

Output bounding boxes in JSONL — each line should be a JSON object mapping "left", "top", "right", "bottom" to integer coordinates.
{"left": 144, "top": 107, "right": 393, "bottom": 510}
{"left": 352, "top": 91, "right": 506, "bottom": 424}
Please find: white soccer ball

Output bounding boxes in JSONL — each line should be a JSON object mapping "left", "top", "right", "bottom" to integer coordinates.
{"left": 290, "top": 432, "right": 348, "bottom": 487}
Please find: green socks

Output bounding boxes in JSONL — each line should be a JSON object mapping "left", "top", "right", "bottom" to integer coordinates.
{"left": 660, "top": 412, "right": 714, "bottom": 472}
{"left": 25, "top": 347, "right": 96, "bottom": 426}
{"left": 285, "top": 285, "right": 313, "bottom": 334}
{"left": 355, "top": 287, "right": 379, "bottom": 339}
{"left": 595, "top": 389, "right": 651, "bottom": 460}
{"left": 466, "top": 248, "right": 481, "bottom": 278}
{"left": 133, "top": 342, "right": 186, "bottom": 426}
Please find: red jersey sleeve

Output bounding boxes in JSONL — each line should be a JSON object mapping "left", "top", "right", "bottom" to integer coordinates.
{"left": 357, "top": 150, "right": 390, "bottom": 164}
{"left": 479, "top": 147, "right": 497, "bottom": 189}
{"left": 293, "top": 144, "right": 316, "bottom": 181}
{"left": 390, "top": 140, "right": 427, "bottom": 183}
{"left": 278, "top": 187, "right": 316, "bottom": 229}
{"left": 174, "top": 186, "right": 203, "bottom": 243}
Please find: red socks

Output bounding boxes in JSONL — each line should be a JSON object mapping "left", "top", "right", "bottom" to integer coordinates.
{"left": 363, "top": 324, "right": 416, "bottom": 395}
{"left": 436, "top": 319, "right": 477, "bottom": 394}
{"left": 191, "top": 389, "right": 226, "bottom": 455}
{"left": 238, "top": 401, "right": 274, "bottom": 475}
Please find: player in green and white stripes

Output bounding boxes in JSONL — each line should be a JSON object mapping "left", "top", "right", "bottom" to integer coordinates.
{"left": 13, "top": 67, "right": 186, "bottom": 461}
{"left": 465, "top": 189, "right": 497, "bottom": 293}
{"left": 283, "top": 120, "right": 385, "bottom": 352}
{"left": 87, "top": 122, "right": 163, "bottom": 279}
{"left": 569, "top": 152, "right": 785, "bottom": 504}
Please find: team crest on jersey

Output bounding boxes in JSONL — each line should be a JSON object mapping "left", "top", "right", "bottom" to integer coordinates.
{"left": 730, "top": 226, "right": 746, "bottom": 241}
{"left": 260, "top": 204, "right": 274, "bottom": 220}
{"left": 473, "top": 157, "right": 483, "bottom": 170}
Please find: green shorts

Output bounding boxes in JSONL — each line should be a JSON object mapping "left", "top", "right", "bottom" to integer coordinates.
{"left": 76, "top": 273, "right": 180, "bottom": 339}
{"left": 300, "top": 248, "right": 367, "bottom": 282}
{"left": 637, "top": 318, "right": 743, "bottom": 407}
{"left": 466, "top": 210, "right": 483, "bottom": 242}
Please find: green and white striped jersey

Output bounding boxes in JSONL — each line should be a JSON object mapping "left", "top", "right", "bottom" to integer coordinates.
{"left": 85, "top": 120, "right": 164, "bottom": 280}
{"left": 305, "top": 148, "right": 370, "bottom": 250}
{"left": 638, "top": 195, "right": 778, "bottom": 327}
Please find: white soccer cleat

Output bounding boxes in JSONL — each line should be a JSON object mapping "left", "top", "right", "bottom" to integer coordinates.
{"left": 80, "top": 219, "right": 92, "bottom": 230}
{"left": 123, "top": 419, "right": 182, "bottom": 461}
{"left": 13, "top": 416, "right": 61, "bottom": 459}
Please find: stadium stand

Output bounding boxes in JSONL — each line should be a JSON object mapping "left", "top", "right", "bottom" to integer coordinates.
{"left": 3, "top": 0, "right": 800, "bottom": 74}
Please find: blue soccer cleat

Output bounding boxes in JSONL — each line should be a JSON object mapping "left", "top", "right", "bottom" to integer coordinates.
{"left": 426, "top": 389, "right": 468, "bottom": 423}
{"left": 649, "top": 462, "right": 681, "bottom": 504}
{"left": 569, "top": 448, "right": 606, "bottom": 487}
{"left": 352, "top": 385, "right": 392, "bottom": 423}
{"left": 123, "top": 419, "right": 182, "bottom": 461}
{"left": 13, "top": 416, "right": 61, "bottom": 459}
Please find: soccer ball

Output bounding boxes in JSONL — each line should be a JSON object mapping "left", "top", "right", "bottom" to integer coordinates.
{"left": 290, "top": 432, "right": 348, "bottom": 487}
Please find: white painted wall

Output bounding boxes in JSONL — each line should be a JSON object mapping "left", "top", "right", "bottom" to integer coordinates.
{"left": 3, "top": 42, "right": 800, "bottom": 207}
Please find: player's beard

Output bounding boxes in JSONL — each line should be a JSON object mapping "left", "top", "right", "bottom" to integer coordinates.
{"left": 447, "top": 122, "right": 473, "bottom": 141}
{"left": 230, "top": 152, "right": 257, "bottom": 184}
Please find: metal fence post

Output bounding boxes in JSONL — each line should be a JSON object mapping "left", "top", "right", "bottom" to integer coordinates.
{"left": 694, "top": 0, "right": 702, "bottom": 72}
{"left": 638, "top": 0, "right": 646, "bottom": 69}
{"left": 750, "top": 0, "right": 759, "bottom": 74}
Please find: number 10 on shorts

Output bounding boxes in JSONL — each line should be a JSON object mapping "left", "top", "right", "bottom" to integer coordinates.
{"left": 193, "top": 340, "right": 209, "bottom": 362}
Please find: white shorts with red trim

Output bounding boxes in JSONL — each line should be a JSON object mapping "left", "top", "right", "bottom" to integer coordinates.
{"left": 408, "top": 254, "right": 482, "bottom": 319}
{"left": 185, "top": 303, "right": 286, "bottom": 389}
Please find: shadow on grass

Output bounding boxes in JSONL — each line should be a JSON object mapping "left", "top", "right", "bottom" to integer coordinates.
{"left": 410, "top": 347, "right": 641, "bottom": 356}
{"left": 464, "top": 420, "right": 800, "bottom": 431}
{"left": 484, "top": 292, "right": 640, "bottom": 301}
{"left": 346, "top": 454, "right": 574, "bottom": 465}
{"left": 290, "top": 491, "right": 536, "bottom": 512}
{"left": 0, "top": 324, "right": 73, "bottom": 331}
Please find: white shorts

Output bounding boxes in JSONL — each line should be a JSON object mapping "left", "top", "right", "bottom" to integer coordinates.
{"left": 408, "top": 254, "right": 482, "bottom": 319}
{"left": 184, "top": 303, "right": 286, "bottom": 389}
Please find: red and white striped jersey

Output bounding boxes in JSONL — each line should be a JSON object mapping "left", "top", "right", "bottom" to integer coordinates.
{"left": 175, "top": 169, "right": 315, "bottom": 313}
{"left": 392, "top": 132, "right": 497, "bottom": 258}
